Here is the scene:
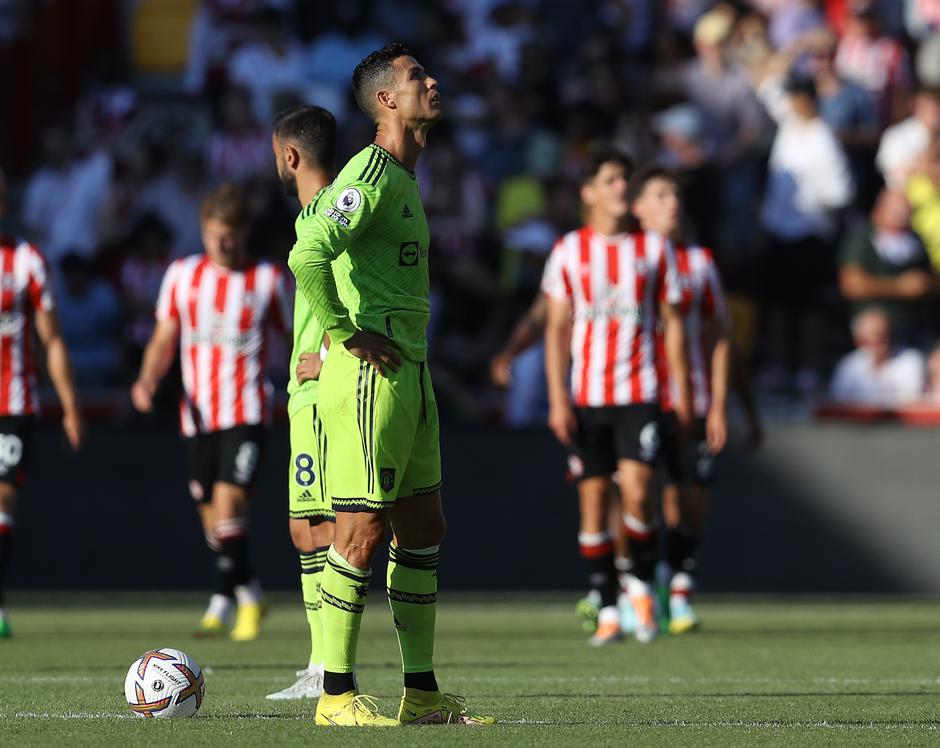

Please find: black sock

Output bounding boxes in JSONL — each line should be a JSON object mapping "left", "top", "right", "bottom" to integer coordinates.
{"left": 324, "top": 670, "right": 357, "bottom": 695}
{"left": 667, "top": 526, "right": 700, "bottom": 577}
{"left": 404, "top": 670, "right": 439, "bottom": 692}
{"left": 217, "top": 535, "right": 251, "bottom": 596}
{"left": 579, "top": 533, "right": 619, "bottom": 608}
{"left": 624, "top": 518, "right": 658, "bottom": 583}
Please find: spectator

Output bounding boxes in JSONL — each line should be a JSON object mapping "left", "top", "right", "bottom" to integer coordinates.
{"left": 55, "top": 253, "right": 124, "bottom": 387}
{"left": 21, "top": 126, "right": 72, "bottom": 249}
{"left": 876, "top": 86, "right": 940, "bottom": 189}
{"left": 758, "top": 72, "right": 854, "bottom": 391}
{"left": 227, "top": 7, "right": 319, "bottom": 125}
{"left": 136, "top": 142, "right": 208, "bottom": 259}
{"left": 662, "top": 7, "right": 767, "bottom": 266}
{"left": 666, "top": 8, "right": 765, "bottom": 169}
{"left": 830, "top": 308, "right": 926, "bottom": 405}
{"left": 834, "top": 0, "right": 912, "bottom": 127}
{"left": 906, "top": 140, "right": 940, "bottom": 269}
{"left": 802, "top": 30, "right": 878, "bottom": 146}
{"left": 119, "top": 215, "right": 172, "bottom": 367}
{"left": 839, "top": 188, "right": 938, "bottom": 344}
{"left": 925, "top": 340, "right": 940, "bottom": 401}
{"left": 759, "top": 73, "right": 854, "bottom": 250}
{"left": 205, "top": 85, "right": 271, "bottom": 183}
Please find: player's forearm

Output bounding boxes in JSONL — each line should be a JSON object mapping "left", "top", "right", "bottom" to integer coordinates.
{"left": 664, "top": 310, "right": 691, "bottom": 411}
{"left": 288, "top": 248, "right": 357, "bottom": 346}
{"left": 45, "top": 335, "right": 80, "bottom": 415}
{"left": 139, "top": 336, "right": 176, "bottom": 388}
{"left": 544, "top": 321, "right": 572, "bottom": 407}
{"left": 504, "top": 302, "right": 547, "bottom": 359}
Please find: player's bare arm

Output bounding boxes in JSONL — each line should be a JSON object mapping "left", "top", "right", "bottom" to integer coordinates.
{"left": 545, "top": 296, "right": 576, "bottom": 447}
{"left": 661, "top": 301, "right": 692, "bottom": 429}
{"left": 35, "top": 308, "right": 83, "bottom": 451}
{"left": 706, "top": 318, "right": 731, "bottom": 453}
{"left": 491, "top": 294, "right": 547, "bottom": 387}
{"left": 132, "top": 318, "right": 179, "bottom": 413}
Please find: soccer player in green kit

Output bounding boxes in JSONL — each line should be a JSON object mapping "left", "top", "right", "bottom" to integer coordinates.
{"left": 268, "top": 105, "right": 337, "bottom": 700}
{"left": 284, "top": 43, "right": 495, "bottom": 726}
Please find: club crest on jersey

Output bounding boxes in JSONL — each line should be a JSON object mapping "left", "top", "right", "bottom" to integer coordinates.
{"left": 335, "top": 187, "right": 362, "bottom": 213}
{"left": 380, "top": 467, "right": 396, "bottom": 493}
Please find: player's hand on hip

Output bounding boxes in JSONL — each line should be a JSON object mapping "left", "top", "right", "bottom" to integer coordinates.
{"left": 296, "top": 352, "right": 324, "bottom": 384}
{"left": 62, "top": 408, "right": 84, "bottom": 451}
{"left": 131, "top": 379, "right": 156, "bottom": 413}
{"left": 706, "top": 406, "right": 727, "bottom": 453}
{"left": 344, "top": 330, "right": 402, "bottom": 377}
{"left": 548, "top": 400, "right": 577, "bottom": 448}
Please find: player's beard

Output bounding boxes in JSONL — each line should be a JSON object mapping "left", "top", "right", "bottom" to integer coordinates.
{"left": 278, "top": 168, "right": 298, "bottom": 198}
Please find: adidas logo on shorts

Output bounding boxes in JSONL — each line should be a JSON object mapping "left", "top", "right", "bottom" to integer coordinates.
{"left": 299, "top": 489, "right": 313, "bottom": 501}
{"left": 401, "top": 205, "right": 413, "bottom": 218}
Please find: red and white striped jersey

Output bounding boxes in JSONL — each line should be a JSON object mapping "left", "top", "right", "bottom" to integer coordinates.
{"left": 835, "top": 35, "right": 910, "bottom": 123}
{"left": 0, "top": 237, "right": 54, "bottom": 416}
{"left": 541, "top": 227, "right": 680, "bottom": 407}
{"left": 656, "top": 244, "right": 728, "bottom": 417}
{"left": 156, "top": 255, "right": 291, "bottom": 436}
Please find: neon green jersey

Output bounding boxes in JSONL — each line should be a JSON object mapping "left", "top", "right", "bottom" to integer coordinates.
{"left": 287, "top": 186, "right": 328, "bottom": 417}
{"left": 287, "top": 143, "right": 431, "bottom": 363}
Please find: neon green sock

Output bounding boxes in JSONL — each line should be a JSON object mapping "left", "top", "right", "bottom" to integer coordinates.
{"left": 300, "top": 546, "right": 329, "bottom": 667}
{"left": 387, "top": 543, "right": 439, "bottom": 673}
{"left": 319, "top": 545, "right": 371, "bottom": 674}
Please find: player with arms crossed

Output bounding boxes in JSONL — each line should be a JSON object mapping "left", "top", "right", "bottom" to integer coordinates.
{"left": 132, "top": 184, "right": 291, "bottom": 641}
{"left": 0, "top": 169, "right": 84, "bottom": 638}
{"left": 543, "top": 152, "right": 691, "bottom": 645}
{"left": 266, "top": 104, "right": 338, "bottom": 700}
{"left": 287, "top": 43, "right": 494, "bottom": 726}
{"left": 631, "top": 165, "right": 730, "bottom": 634}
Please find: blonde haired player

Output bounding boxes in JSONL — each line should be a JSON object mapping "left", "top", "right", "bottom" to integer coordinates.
{"left": 132, "top": 183, "right": 291, "bottom": 641}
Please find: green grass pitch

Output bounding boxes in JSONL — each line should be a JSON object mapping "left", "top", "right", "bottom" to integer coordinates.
{"left": 1, "top": 593, "right": 939, "bottom": 746}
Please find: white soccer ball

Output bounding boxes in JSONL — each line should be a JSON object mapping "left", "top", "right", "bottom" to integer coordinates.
{"left": 124, "top": 647, "right": 205, "bottom": 718}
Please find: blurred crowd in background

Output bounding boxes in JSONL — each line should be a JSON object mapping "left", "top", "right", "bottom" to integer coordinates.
{"left": 3, "top": 0, "right": 940, "bottom": 421}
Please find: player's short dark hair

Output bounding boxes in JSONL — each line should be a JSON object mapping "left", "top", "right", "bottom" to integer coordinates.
{"left": 627, "top": 163, "right": 679, "bottom": 205}
{"left": 579, "top": 149, "right": 635, "bottom": 186}
{"left": 353, "top": 42, "right": 414, "bottom": 120}
{"left": 200, "top": 183, "right": 249, "bottom": 228}
{"left": 272, "top": 105, "right": 337, "bottom": 169}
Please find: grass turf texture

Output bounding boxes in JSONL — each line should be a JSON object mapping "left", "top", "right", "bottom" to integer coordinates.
{"left": 1, "top": 594, "right": 939, "bottom": 746}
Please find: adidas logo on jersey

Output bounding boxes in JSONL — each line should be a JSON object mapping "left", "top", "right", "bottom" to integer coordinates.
{"left": 401, "top": 205, "right": 414, "bottom": 218}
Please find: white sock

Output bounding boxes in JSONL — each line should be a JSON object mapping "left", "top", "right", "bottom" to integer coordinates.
{"left": 598, "top": 605, "right": 619, "bottom": 625}
{"left": 627, "top": 575, "right": 652, "bottom": 598}
{"left": 206, "top": 593, "right": 233, "bottom": 621}
{"left": 234, "top": 578, "right": 263, "bottom": 606}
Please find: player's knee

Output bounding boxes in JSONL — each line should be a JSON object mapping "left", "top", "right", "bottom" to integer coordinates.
{"left": 425, "top": 513, "right": 446, "bottom": 546}
{"left": 288, "top": 520, "right": 316, "bottom": 553}
{"left": 395, "top": 512, "right": 446, "bottom": 549}
{"left": 310, "top": 520, "right": 336, "bottom": 548}
{"left": 337, "top": 515, "right": 387, "bottom": 567}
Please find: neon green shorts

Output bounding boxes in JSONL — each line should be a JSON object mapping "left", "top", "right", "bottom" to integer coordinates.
{"left": 288, "top": 404, "right": 335, "bottom": 523}
{"left": 318, "top": 346, "right": 442, "bottom": 512}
